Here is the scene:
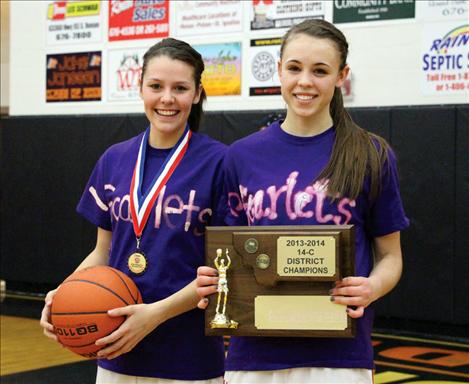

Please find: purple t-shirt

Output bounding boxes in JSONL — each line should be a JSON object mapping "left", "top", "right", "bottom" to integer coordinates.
{"left": 77, "top": 129, "right": 225, "bottom": 380}
{"left": 223, "top": 120, "right": 409, "bottom": 371}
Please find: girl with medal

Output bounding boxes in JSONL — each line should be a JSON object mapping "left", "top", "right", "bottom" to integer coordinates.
{"left": 196, "top": 19, "right": 409, "bottom": 384}
{"left": 40, "top": 38, "right": 225, "bottom": 383}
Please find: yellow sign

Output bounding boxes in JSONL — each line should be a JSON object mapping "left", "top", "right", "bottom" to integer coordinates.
{"left": 47, "top": 1, "right": 100, "bottom": 19}
{"left": 201, "top": 63, "right": 241, "bottom": 96}
{"left": 195, "top": 43, "right": 241, "bottom": 97}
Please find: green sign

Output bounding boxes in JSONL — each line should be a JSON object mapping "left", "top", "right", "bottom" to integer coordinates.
{"left": 333, "top": 0, "right": 415, "bottom": 24}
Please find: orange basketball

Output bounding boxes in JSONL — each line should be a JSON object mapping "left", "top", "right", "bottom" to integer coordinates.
{"left": 50, "top": 265, "right": 143, "bottom": 358}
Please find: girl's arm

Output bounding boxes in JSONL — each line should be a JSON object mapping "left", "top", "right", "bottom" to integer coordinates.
{"left": 330, "top": 231, "right": 403, "bottom": 318}
{"left": 73, "top": 227, "right": 112, "bottom": 271}
{"left": 369, "top": 231, "right": 403, "bottom": 301}
{"left": 95, "top": 278, "right": 203, "bottom": 359}
{"left": 40, "top": 227, "right": 112, "bottom": 340}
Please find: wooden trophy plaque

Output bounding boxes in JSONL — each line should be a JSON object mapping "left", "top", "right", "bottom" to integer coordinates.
{"left": 205, "top": 225, "right": 355, "bottom": 338}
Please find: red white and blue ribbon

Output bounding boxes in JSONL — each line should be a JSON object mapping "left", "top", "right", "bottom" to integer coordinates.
{"left": 129, "top": 125, "right": 192, "bottom": 240}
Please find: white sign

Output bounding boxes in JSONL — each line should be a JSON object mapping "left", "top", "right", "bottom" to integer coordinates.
{"left": 248, "top": 38, "right": 281, "bottom": 96}
{"left": 250, "top": 0, "right": 332, "bottom": 30}
{"left": 421, "top": 22, "right": 469, "bottom": 95}
{"left": 46, "top": 0, "right": 102, "bottom": 45}
{"left": 108, "top": 48, "right": 146, "bottom": 102}
{"left": 175, "top": 0, "right": 242, "bottom": 36}
{"left": 416, "top": 0, "right": 469, "bottom": 21}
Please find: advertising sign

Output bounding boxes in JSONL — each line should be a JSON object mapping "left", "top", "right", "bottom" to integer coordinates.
{"left": 108, "top": 0, "right": 169, "bottom": 41}
{"left": 416, "top": 0, "right": 468, "bottom": 21}
{"left": 108, "top": 48, "right": 146, "bottom": 102}
{"left": 248, "top": 38, "right": 281, "bottom": 96}
{"left": 194, "top": 43, "right": 242, "bottom": 96}
{"left": 333, "top": 0, "right": 415, "bottom": 24}
{"left": 250, "top": 0, "right": 330, "bottom": 30}
{"left": 46, "top": 51, "right": 102, "bottom": 102}
{"left": 421, "top": 23, "right": 469, "bottom": 95}
{"left": 46, "top": 0, "right": 102, "bottom": 45}
{"left": 175, "top": 0, "right": 242, "bottom": 36}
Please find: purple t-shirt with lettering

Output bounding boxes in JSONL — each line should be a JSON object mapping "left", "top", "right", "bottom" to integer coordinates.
{"left": 77, "top": 130, "right": 225, "bottom": 380}
{"left": 223, "top": 121, "right": 409, "bottom": 371}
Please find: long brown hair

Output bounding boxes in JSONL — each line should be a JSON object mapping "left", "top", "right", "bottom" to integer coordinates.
{"left": 140, "top": 38, "right": 206, "bottom": 132}
{"left": 280, "top": 19, "right": 389, "bottom": 201}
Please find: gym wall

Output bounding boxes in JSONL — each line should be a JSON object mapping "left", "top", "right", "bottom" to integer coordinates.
{"left": 1, "top": 1, "right": 468, "bottom": 327}
{"left": 1, "top": 104, "right": 468, "bottom": 326}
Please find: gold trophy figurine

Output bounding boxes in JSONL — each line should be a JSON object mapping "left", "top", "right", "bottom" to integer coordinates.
{"left": 210, "top": 248, "right": 239, "bottom": 329}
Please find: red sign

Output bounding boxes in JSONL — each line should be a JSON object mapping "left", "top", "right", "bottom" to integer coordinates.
{"left": 51, "top": 1, "right": 67, "bottom": 20}
{"left": 108, "top": 0, "right": 169, "bottom": 41}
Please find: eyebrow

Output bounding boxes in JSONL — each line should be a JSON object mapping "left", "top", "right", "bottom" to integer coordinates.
{"left": 285, "top": 59, "right": 331, "bottom": 67}
{"left": 146, "top": 78, "right": 192, "bottom": 85}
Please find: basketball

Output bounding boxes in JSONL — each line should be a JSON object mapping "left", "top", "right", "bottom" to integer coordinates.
{"left": 50, "top": 265, "right": 143, "bottom": 358}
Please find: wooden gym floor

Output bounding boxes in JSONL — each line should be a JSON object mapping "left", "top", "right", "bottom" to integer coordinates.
{"left": 1, "top": 294, "right": 468, "bottom": 384}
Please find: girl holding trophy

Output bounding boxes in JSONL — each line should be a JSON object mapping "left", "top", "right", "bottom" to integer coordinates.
{"left": 197, "top": 19, "right": 409, "bottom": 384}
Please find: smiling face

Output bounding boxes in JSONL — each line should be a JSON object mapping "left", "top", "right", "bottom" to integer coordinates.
{"left": 140, "top": 55, "right": 201, "bottom": 148}
{"left": 278, "top": 33, "right": 349, "bottom": 130}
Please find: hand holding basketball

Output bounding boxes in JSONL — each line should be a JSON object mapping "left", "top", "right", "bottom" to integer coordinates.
{"left": 40, "top": 288, "right": 59, "bottom": 342}
{"left": 95, "top": 302, "right": 167, "bottom": 360}
{"left": 50, "top": 265, "right": 142, "bottom": 358}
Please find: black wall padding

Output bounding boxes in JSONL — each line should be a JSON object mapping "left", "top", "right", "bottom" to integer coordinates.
{"left": 201, "top": 111, "right": 277, "bottom": 144}
{"left": 454, "top": 107, "right": 469, "bottom": 324}
{"left": 389, "top": 107, "right": 456, "bottom": 323}
{"left": 1, "top": 105, "right": 468, "bottom": 326}
{"left": 349, "top": 107, "right": 391, "bottom": 141}
{"left": 1, "top": 115, "right": 145, "bottom": 285}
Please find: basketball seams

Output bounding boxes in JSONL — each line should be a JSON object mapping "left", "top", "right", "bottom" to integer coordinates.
{"left": 51, "top": 266, "right": 143, "bottom": 358}
{"left": 108, "top": 268, "right": 139, "bottom": 303}
{"left": 67, "top": 340, "right": 99, "bottom": 348}
{"left": 60, "top": 279, "right": 131, "bottom": 306}
{"left": 51, "top": 310, "right": 110, "bottom": 315}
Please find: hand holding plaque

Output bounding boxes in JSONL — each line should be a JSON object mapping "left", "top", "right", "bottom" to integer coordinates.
{"left": 205, "top": 225, "right": 356, "bottom": 338}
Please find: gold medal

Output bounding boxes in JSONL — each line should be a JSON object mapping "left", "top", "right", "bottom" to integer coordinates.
{"left": 128, "top": 251, "right": 147, "bottom": 275}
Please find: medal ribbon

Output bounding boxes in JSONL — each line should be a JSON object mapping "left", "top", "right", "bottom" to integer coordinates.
{"left": 129, "top": 125, "right": 192, "bottom": 239}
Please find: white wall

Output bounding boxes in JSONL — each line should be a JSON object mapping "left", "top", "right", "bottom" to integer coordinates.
{"left": 8, "top": 0, "right": 469, "bottom": 116}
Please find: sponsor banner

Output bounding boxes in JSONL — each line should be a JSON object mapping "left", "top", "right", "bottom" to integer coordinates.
{"left": 194, "top": 43, "right": 242, "bottom": 96}
{"left": 108, "top": 48, "right": 146, "bottom": 102}
{"left": 46, "top": 1, "right": 102, "bottom": 45}
{"left": 248, "top": 38, "right": 281, "bottom": 96}
{"left": 333, "top": 0, "right": 415, "bottom": 24}
{"left": 250, "top": 0, "right": 331, "bottom": 31}
{"left": 108, "top": 0, "right": 169, "bottom": 41}
{"left": 46, "top": 51, "right": 102, "bottom": 102}
{"left": 421, "top": 23, "right": 469, "bottom": 95}
{"left": 416, "top": 0, "right": 469, "bottom": 21}
{"left": 175, "top": 0, "right": 242, "bottom": 36}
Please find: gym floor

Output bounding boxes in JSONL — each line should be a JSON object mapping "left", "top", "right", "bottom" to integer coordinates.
{"left": 1, "top": 294, "right": 468, "bottom": 384}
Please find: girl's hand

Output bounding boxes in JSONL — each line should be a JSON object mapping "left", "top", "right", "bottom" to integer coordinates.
{"left": 330, "top": 276, "right": 377, "bottom": 319}
{"left": 39, "top": 288, "right": 60, "bottom": 342}
{"left": 95, "top": 303, "right": 164, "bottom": 360}
{"left": 196, "top": 266, "right": 218, "bottom": 309}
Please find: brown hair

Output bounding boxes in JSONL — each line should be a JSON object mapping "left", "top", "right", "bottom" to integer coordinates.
{"left": 281, "top": 19, "right": 390, "bottom": 201}
{"left": 141, "top": 38, "right": 206, "bottom": 132}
